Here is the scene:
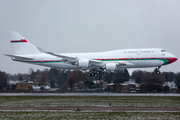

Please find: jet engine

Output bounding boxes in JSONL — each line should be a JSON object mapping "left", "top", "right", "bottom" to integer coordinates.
{"left": 105, "top": 63, "right": 118, "bottom": 71}
{"left": 78, "top": 59, "right": 90, "bottom": 68}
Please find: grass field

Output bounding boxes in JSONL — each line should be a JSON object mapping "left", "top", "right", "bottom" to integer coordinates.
{"left": 0, "top": 96, "right": 179, "bottom": 107}
{"left": 0, "top": 96, "right": 180, "bottom": 119}
{"left": 0, "top": 111, "right": 179, "bottom": 120}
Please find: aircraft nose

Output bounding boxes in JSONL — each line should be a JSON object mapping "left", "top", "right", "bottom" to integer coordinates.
{"left": 164, "top": 52, "right": 178, "bottom": 65}
{"left": 169, "top": 53, "right": 178, "bottom": 63}
{"left": 167, "top": 57, "right": 178, "bottom": 65}
{"left": 173, "top": 57, "right": 178, "bottom": 62}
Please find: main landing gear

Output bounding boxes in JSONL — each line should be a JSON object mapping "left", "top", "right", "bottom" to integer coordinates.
{"left": 87, "top": 70, "right": 104, "bottom": 79}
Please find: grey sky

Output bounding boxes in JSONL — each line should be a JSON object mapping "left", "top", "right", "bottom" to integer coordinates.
{"left": 0, "top": 0, "right": 180, "bottom": 74}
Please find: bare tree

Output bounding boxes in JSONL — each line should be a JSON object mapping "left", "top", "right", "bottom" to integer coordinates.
{"left": 0, "top": 71, "right": 8, "bottom": 89}
{"left": 67, "top": 77, "right": 77, "bottom": 90}
{"left": 67, "top": 70, "right": 88, "bottom": 90}
{"left": 140, "top": 72, "right": 166, "bottom": 92}
{"left": 131, "top": 70, "right": 150, "bottom": 83}
{"left": 175, "top": 72, "right": 180, "bottom": 91}
{"left": 76, "top": 82, "right": 84, "bottom": 91}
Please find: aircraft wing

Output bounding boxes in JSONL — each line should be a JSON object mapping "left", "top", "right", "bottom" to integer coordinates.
{"left": 4, "top": 54, "right": 34, "bottom": 60}
{"left": 45, "top": 52, "right": 78, "bottom": 63}
{"left": 37, "top": 47, "right": 77, "bottom": 61}
{"left": 45, "top": 52, "right": 105, "bottom": 67}
{"left": 38, "top": 48, "right": 105, "bottom": 67}
{"left": 45, "top": 52, "right": 134, "bottom": 69}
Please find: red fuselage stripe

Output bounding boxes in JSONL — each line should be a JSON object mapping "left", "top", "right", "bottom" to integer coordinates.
{"left": 11, "top": 39, "right": 28, "bottom": 43}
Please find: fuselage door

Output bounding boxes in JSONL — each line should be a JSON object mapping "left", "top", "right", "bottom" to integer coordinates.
{"left": 128, "top": 56, "right": 132, "bottom": 62}
{"left": 99, "top": 56, "right": 103, "bottom": 61}
{"left": 40, "top": 58, "right": 44, "bottom": 65}
{"left": 137, "top": 49, "right": 141, "bottom": 55}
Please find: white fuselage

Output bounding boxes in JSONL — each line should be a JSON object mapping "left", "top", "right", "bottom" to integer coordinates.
{"left": 6, "top": 31, "right": 177, "bottom": 72}
{"left": 15, "top": 48, "right": 177, "bottom": 70}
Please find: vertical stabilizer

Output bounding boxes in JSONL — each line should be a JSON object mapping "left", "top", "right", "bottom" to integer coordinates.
{"left": 7, "top": 31, "right": 40, "bottom": 55}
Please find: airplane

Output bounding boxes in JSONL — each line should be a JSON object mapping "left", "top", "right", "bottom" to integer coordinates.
{"left": 4, "top": 31, "right": 177, "bottom": 78}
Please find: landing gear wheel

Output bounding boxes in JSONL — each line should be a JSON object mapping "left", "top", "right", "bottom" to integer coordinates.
{"left": 156, "top": 66, "right": 161, "bottom": 75}
{"left": 87, "top": 70, "right": 105, "bottom": 79}
{"left": 88, "top": 73, "right": 91, "bottom": 76}
{"left": 96, "top": 71, "right": 100, "bottom": 74}
{"left": 91, "top": 73, "right": 94, "bottom": 76}
{"left": 156, "top": 71, "right": 161, "bottom": 75}
{"left": 98, "top": 74, "right": 102, "bottom": 78}
{"left": 94, "top": 74, "right": 98, "bottom": 77}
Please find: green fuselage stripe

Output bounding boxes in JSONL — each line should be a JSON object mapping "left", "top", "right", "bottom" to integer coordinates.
{"left": 100, "top": 59, "right": 169, "bottom": 65}
{"left": 25, "top": 58, "right": 169, "bottom": 65}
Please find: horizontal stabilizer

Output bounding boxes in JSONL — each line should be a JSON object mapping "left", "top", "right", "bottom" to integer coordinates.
{"left": 4, "top": 54, "right": 34, "bottom": 60}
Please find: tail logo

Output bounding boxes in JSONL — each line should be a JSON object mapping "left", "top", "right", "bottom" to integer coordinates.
{"left": 11, "top": 39, "right": 28, "bottom": 43}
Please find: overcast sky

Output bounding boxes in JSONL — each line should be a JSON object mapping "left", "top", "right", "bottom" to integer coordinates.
{"left": 0, "top": 0, "right": 180, "bottom": 75}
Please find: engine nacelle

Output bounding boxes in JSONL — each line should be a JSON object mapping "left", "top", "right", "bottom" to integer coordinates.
{"left": 105, "top": 63, "right": 117, "bottom": 71}
{"left": 78, "top": 59, "right": 90, "bottom": 68}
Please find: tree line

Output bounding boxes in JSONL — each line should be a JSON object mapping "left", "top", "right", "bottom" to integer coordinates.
{"left": 0, "top": 68, "right": 180, "bottom": 93}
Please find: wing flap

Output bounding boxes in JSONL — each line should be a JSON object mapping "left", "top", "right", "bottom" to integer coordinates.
{"left": 89, "top": 59, "right": 104, "bottom": 66}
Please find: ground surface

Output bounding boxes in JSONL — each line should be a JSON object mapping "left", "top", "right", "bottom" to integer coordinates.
{"left": 0, "top": 106, "right": 180, "bottom": 111}
{"left": 0, "top": 111, "right": 179, "bottom": 120}
{"left": 0, "top": 94, "right": 179, "bottom": 119}
{"left": 0, "top": 95, "right": 179, "bottom": 107}
{"left": 0, "top": 93, "right": 180, "bottom": 96}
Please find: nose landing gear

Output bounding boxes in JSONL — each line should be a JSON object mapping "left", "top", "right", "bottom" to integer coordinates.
{"left": 156, "top": 66, "right": 161, "bottom": 75}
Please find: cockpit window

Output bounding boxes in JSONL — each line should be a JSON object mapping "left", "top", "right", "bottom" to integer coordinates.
{"left": 161, "top": 50, "right": 166, "bottom": 52}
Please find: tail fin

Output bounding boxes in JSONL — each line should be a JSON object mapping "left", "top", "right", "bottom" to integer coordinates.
{"left": 7, "top": 31, "right": 41, "bottom": 55}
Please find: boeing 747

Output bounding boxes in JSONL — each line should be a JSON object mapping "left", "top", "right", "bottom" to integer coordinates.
{"left": 4, "top": 31, "right": 177, "bottom": 78}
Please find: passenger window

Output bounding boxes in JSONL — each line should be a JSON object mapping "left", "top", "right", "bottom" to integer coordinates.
{"left": 161, "top": 50, "right": 166, "bottom": 52}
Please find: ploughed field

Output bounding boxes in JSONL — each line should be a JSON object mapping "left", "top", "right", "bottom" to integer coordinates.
{"left": 0, "top": 96, "right": 179, "bottom": 119}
